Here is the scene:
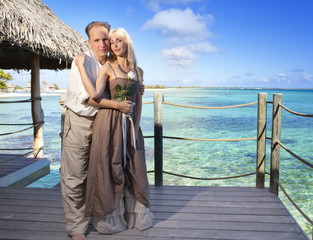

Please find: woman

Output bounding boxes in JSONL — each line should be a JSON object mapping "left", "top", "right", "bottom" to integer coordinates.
{"left": 75, "top": 27, "right": 153, "bottom": 234}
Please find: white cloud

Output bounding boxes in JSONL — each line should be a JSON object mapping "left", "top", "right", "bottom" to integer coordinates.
{"left": 145, "top": 0, "right": 202, "bottom": 12}
{"left": 188, "top": 41, "right": 220, "bottom": 53}
{"left": 162, "top": 46, "right": 196, "bottom": 67}
{"left": 277, "top": 72, "right": 288, "bottom": 82}
{"left": 142, "top": 8, "right": 213, "bottom": 43}
{"left": 256, "top": 77, "right": 270, "bottom": 83}
{"left": 303, "top": 73, "right": 312, "bottom": 81}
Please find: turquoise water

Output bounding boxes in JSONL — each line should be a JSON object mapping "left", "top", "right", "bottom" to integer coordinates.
{"left": 0, "top": 89, "right": 312, "bottom": 237}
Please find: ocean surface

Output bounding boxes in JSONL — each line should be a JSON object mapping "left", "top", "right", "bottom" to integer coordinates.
{"left": 0, "top": 88, "right": 312, "bottom": 237}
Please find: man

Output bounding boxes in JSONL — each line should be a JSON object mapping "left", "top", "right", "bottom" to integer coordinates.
{"left": 61, "top": 21, "right": 141, "bottom": 240}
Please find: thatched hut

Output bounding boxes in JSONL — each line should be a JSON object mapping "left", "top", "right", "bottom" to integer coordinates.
{"left": 0, "top": 0, "right": 88, "bottom": 157}
{"left": 0, "top": 0, "right": 88, "bottom": 70}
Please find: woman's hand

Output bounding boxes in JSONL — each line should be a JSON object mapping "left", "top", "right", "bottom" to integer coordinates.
{"left": 75, "top": 53, "right": 86, "bottom": 69}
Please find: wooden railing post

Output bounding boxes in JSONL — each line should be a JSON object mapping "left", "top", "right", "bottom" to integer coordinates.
{"left": 270, "top": 93, "right": 283, "bottom": 195}
{"left": 31, "top": 53, "right": 44, "bottom": 158}
{"left": 59, "top": 93, "right": 66, "bottom": 151}
{"left": 256, "top": 93, "right": 267, "bottom": 188}
{"left": 154, "top": 92, "right": 163, "bottom": 186}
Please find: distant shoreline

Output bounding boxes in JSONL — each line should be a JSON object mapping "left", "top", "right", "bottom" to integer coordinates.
{"left": 1, "top": 87, "right": 312, "bottom": 98}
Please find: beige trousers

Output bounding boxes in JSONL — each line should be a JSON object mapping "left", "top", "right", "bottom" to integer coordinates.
{"left": 60, "top": 109, "right": 95, "bottom": 236}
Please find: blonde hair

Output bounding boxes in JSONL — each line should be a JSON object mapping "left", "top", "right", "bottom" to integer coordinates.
{"left": 108, "top": 28, "right": 140, "bottom": 80}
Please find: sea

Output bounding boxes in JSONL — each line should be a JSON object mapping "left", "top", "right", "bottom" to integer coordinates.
{"left": 0, "top": 88, "right": 312, "bottom": 237}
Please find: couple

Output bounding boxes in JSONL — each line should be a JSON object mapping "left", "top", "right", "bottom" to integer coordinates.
{"left": 61, "top": 21, "right": 153, "bottom": 240}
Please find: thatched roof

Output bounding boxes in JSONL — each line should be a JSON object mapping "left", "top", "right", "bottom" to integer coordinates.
{"left": 0, "top": 0, "right": 89, "bottom": 70}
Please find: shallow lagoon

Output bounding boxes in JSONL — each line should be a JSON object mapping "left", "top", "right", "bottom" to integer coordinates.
{"left": 1, "top": 88, "right": 312, "bottom": 237}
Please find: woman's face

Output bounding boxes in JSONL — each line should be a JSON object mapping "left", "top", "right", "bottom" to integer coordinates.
{"left": 110, "top": 34, "right": 127, "bottom": 57}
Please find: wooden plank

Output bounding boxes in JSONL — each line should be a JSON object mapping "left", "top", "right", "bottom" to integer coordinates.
{"left": 0, "top": 157, "right": 50, "bottom": 186}
{"left": 0, "top": 185, "right": 309, "bottom": 240}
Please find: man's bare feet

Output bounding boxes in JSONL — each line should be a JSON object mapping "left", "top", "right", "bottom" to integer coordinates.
{"left": 71, "top": 233, "right": 86, "bottom": 240}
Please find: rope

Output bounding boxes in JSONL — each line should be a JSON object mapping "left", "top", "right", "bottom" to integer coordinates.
{"left": 0, "top": 146, "right": 45, "bottom": 165}
{"left": 143, "top": 101, "right": 154, "bottom": 105}
{"left": 0, "top": 97, "right": 42, "bottom": 104}
{"left": 276, "top": 179, "right": 313, "bottom": 226}
{"left": 143, "top": 136, "right": 154, "bottom": 138}
{"left": 0, "top": 150, "right": 34, "bottom": 164}
{"left": 147, "top": 170, "right": 256, "bottom": 180}
{"left": 163, "top": 136, "right": 257, "bottom": 142}
{"left": 277, "top": 140, "right": 313, "bottom": 168}
{"left": 0, "top": 123, "right": 34, "bottom": 126}
{"left": 162, "top": 101, "right": 258, "bottom": 109}
{"left": 0, "top": 148, "right": 34, "bottom": 151}
{"left": 0, "top": 121, "right": 44, "bottom": 136}
{"left": 143, "top": 135, "right": 256, "bottom": 141}
{"left": 279, "top": 103, "right": 313, "bottom": 117}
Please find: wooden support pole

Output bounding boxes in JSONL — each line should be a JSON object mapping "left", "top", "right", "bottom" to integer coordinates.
{"left": 270, "top": 93, "right": 282, "bottom": 195}
{"left": 31, "top": 53, "right": 44, "bottom": 158}
{"left": 256, "top": 93, "right": 267, "bottom": 188}
{"left": 154, "top": 92, "right": 163, "bottom": 186}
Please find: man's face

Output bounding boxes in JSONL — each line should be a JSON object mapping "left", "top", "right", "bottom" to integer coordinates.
{"left": 88, "top": 26, "right": 110, "bottom": 62}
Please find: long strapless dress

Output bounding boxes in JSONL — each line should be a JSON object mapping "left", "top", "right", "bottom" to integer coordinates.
{"left": 85, "top": 77, "right": 153, "bottom": 234}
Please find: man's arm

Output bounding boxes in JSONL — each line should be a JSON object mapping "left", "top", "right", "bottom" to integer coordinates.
{"left": 86, "top": 97, "right": 133, "bottom": 114}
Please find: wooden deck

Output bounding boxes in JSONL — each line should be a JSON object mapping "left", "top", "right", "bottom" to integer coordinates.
{"left": 0, "top": 154, "right": 50, "bottom": 187}
{"left": 0, "top": 185, "right": 309, "bottom": 240}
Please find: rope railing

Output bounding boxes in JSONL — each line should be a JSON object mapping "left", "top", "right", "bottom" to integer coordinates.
{"left": 0, "top": 150, "right": 34, "bottom": 164}
{"left": 277, "top": 140, "right": 313, "bottom": 168}
{"left": 143, "top": 101, "right": 154, "bottom": 105}
{"left": 150, "top": 93, "right": 262, "bottom": 186}
{"left": 147, "top": 170, "right": 256, "bottom": 181}
{"left": 145, "top": 135, "right": 257, "bottom": 142}
{"left": 0, "top": 146, "right": 45, "bottom": 165}
{"left": 0, "top": 97, "right": 42, "bottom": 104}
{"left": 279, "top": 103, "right": 313, "bottom": 117}
{"left": 0, "top": 121, "right": 44, "bottom": 136}
{"left": 269, "top": 96, "right": 312, "bottom": 238}
{"left": 0, "top": 123, "right": 35, "bottom": 126}
{"left": 162, "top": 101, "right": 258, "bottom": 109}
{"left": 276, "top": 179, "right": 313, "bottom": 226}
{"left": 163, "top": 135, "right": 257, "bottom": 142}
{"left": 0, "top": 148, "right": 34, "bottom": 151}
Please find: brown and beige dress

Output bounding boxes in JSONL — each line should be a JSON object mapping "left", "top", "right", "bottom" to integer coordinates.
{"left": 85, "top": 69, "right": 153, "bottom": 234}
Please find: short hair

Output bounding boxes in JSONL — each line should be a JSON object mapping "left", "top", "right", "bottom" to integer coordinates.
{"left": 85, "top": 21, "right": 111, "bottom": 39}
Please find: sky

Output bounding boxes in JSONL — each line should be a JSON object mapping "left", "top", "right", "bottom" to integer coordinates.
{"left": 8, "top": 0, "right": 313, "bottom": 89}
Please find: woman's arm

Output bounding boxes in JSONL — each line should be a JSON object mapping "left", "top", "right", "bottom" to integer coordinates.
{"left": 75, "top": 54, "right": 108, "bottom": 100}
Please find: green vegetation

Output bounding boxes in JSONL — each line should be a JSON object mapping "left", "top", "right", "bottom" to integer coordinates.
{"left": 0, "top": 70, "right": 13, "bottom": 91}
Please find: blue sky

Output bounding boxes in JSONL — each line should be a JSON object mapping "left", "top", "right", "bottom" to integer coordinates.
{"left": 9, "top": 0, "right": 313, "bottom": 89}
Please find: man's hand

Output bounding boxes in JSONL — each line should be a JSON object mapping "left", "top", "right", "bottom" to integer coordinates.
{"left": 138, "top": 84, "right": 145, "bottom": 95}
{"left": 117, "top": 100, "right": 133, "bottom": 115}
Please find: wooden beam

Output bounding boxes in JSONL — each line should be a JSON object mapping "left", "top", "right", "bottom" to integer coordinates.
{"left": 256, "top": 93, "right": 267, "bottom": 188}
{"left": 154, "top": 92, "right": 163, "bottom": 186}
{"left": 31, "top": 53, "right": 44, "bottom": 158}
